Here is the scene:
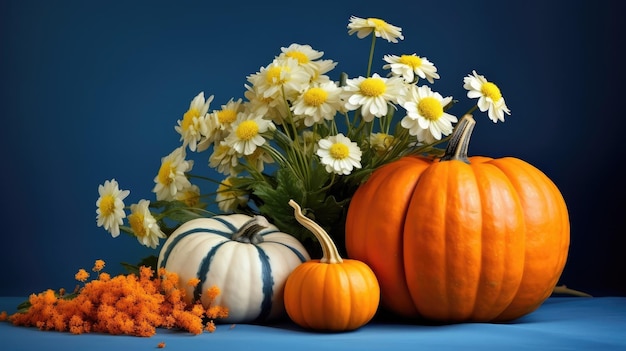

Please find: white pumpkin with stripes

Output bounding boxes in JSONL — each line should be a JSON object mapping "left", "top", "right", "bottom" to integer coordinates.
{"left": 157, "top": 213, "right": 310, "bottom": 323}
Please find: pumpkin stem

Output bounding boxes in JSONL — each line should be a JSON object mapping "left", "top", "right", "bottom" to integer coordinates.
{"left": 440, "top": 114, "right": 476, "bottom": 164}
{"left": 288, "top": 200, "right": 343, "bottom": 264}
{"left": 231, "top": 215, "right": 268, "bottom": 244}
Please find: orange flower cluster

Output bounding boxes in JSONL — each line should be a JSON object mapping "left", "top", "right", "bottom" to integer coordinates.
{"left": 3, "top": 260, "right": 228, "bottom": 337}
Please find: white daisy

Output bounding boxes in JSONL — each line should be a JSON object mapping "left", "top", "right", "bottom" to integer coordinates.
{"left": 279, "top": 43, "right": 324, "bottom": 76}
{"left": 203, "top": 98, "right": 244, "bottom": 150}
{"left": 383, "top": 54, "right": 440, "bottom": 84}
{"left": 244, "top": 147, "right": 274, "bottom": 173}
{"left": 175, "top": 92, "right": 214, "bottom": 152}
{"left": 343, "top": 73, "right": 405, "bottom": 122}
{"left": 209, "top": 142, "right": 241, "bottom": 176}
{"left": 127, "top": 199, "right": 166, "bottom": 249}
{"left": 347, "top": 16, "right": 404, "bottom": 43}
{"left": 463, "top": 70, "right": 511, "bottom": 123}
{"left": 96, "top": 179, "right": 130, "bottom": 238}
{"left": 224, "top": 113, "right": 275, "bottom": 156}
{"left": 247, "top": 57, "right": 311, "bottom": 102}
{"left": 152, "top": 147, "right": 194, "bottom": 201}
{"left": 243, "top": 84, "right": 290, "bottom": 125}
{"left": 291, "top": 81, "right": 343, "bottom": 127}
{"left": 316, "top": 133, "right": 362, "bottom": 175}
{"left": 400, "top": 85, "right": 457, "bottom": 141}
{"left": 216, "top": 178, "right": 248, "bottom": 213}
{"left": 309, "top": 59, "right": 338, "bottom": 84}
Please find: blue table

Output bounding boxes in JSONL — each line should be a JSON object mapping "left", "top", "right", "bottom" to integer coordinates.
{"left": 1, "top": 296, "right": 625, "bottom": 351}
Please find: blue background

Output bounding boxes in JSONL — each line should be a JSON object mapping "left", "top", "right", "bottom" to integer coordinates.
{"left": 1, "top": 0, "right": 624, "bottom": 297}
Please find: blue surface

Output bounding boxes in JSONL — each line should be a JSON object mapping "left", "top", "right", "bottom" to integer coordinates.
{"left": 1, "top": 297, "right": 625, "bottom": 350}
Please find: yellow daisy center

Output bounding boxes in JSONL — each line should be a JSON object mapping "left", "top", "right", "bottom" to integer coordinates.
{"left": 368, "top": 18, "right": 389, "bottom": 31}
{"left": 157, "top": 161, "right": 174, "bottom": 185}
{"left": 359, "top": 77, "right": 386, "bottom": 97}
{"left": 267, "top": 66, "right": 286, "bottom": 85}
{"left": 218, "top": 178, "right": 234, "bottom": 191}
{"left": 417, "top": 97, "right": 444, "bottom": 121}
{"left": 99, "top": 195, "right": 116, "bottom": 216}
{"left": 329, "top": 143, "right": 350, "bottom": 160}
{"left": 481, "top": 82, "right": 502, "bottom": 101}
{"left": 399, "top": 55, "right": 422, "bottom": 69}
{"left": 217, "top": 109, "right": 237, "bottom": 124}
{"left": 303, "top": 87, "right": 328, "bottom": 107}
{"left": 236, "top": 120, "right": 259, "bottom": 141}
{"left": 285, "top": 51, "right": 309, "bottom": 64}
{"left": 182, "top": 108, "right": 200, "bottom": 130}
{"left": 128, "top": 213, "right": 146, "bottom": 238}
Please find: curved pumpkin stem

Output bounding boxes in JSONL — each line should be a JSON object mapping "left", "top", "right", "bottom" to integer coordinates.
{"left": 231, "top": 215, "right": 269, "bottom": 244}
{"left": 288, "top": 200, "right": 343, "bottom": 264}
{"left": 552, "top": 285, "right": 593, "bottom": 297}
{"left": 440, "top": 114, "right": 476, "bottom": 164}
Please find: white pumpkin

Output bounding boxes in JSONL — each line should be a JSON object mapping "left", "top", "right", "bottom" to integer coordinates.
{"left": 157, "top": 214, "right": 310, "bottom": 323}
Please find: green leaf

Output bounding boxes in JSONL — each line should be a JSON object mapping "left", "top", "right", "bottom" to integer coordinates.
{"left": 253, "top": 167, "right": 348, "bottom": 249}
{"left": 121, "top": 255, "right": 159, "bottom": 275}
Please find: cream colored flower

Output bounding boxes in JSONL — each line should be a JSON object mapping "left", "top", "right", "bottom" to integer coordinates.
{"left": 175, "top": 184, "right": 203, "bottom": 208}
{"left": 400, "top": 85, "right": 457, "bottom": 141}
{"left": 369, "top": 132, "right": 395, "bottom": 154}
{"left": 383, "top": 54, "right": 440, "bottom": 84}
{"left": 309, "top": 59, "right": 338, "bottom": 85}
{"left": 175, "top": 92, "right": 214, "bottom": 152}
{"left": 247, "top": 57, "right": 311, "bottom": 102}
{"left": 243, "top": 84, "right": 290, "bottom": 125}
{"left": 128, "top": 199, "right": 166, "bottom": 249}
{"left": 317, "top": 133, "right": 362, "bottom": 175}
{"left": 300, "top": 130, "right": 320, "bottom": 155}
{"left": 216, "top": 178, "right": 248, "bottom": 213}
{"left": 343, "top": 73, "right": 405, "bottom": 122}
{"left": 347, "top": 16, "right": 404, "bottom": 43}
{"left": 291, "top": 81, "right": 344, "bottom": 126}
{"left": 463, "top": 70, "right": 511, "bottom": 123}
{"left": 152, "top": 147, "right": 194, "bottom": 201}
{"left": 224, "top": 113, "right": 275, "bottom": 155}
{"left": 96, "top": 179, "right": 130, "bottom": 238}
{"left": 209, "top": 142, "right": 241, "bottom": 176}
{"left": 244, "top": 147, "right": 274, "bottom": 173}
{"left": 279, "top": 43, "right": 324, "bottom": 76}
{"left": 203, "top": 98, "right": 244, "bottom": 149}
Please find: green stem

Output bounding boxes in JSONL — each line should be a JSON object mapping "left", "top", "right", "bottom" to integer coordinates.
{"left": 187, "top": 173, "right": 223, "bottom": 185}
{"left": 465, "top": 104, "right": 478, "bottom": 116}
{"left": 366, "top": 35, "right": 377, "bottom": 78}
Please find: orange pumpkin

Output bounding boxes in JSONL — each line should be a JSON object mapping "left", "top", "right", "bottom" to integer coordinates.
{"left": 284, "top": 200, "right": 380, "bottom": 331}
{"left": 345, "top": 115, "right": 570, "bottom": 322}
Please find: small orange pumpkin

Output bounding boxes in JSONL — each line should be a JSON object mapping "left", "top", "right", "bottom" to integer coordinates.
{"left": 345, "top": 115, "right": 570, "bottom": 322}
{"left": 284, "top": 200, "right": 380, "bottom": 331}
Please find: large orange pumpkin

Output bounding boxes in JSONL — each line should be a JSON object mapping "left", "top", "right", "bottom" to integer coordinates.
{"left": 345, "top": 115, "right": 570, "bottom": 322}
